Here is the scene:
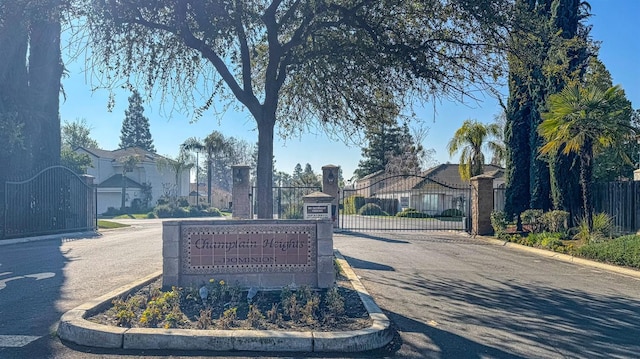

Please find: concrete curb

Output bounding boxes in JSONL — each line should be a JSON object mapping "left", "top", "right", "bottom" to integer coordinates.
{"left": 477, "top": 235, "right": 640, "bottom": 279}
{"left": 57, "top": 251, "right": 393, "bottom": 352}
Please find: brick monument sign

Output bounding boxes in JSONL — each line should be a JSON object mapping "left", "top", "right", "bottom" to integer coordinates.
{"left": 162, "top": 220, "right": 334, "bottom": 290}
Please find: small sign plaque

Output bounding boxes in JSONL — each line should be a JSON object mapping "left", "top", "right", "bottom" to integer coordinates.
{"left": 304, "top": 204, "right": 331, "bottom": 220}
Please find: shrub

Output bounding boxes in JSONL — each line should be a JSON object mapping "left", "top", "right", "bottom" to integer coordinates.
{"left": 154, "top": 204, "right": 174, "bottom": 218}
{"left": 574, "top": 213, "right": 614, "bottom": 243}
{"left": 365, "top": 198, "right": 399, "bottom": 215}
{"left": 357, "top": 203, "right": 388, "bottom": 216}
{"left": 188, "top": 206, "right": 201, "bottom": 217}
{"left": 521, "top": 209, "right": 544, "bottom": 233}
{"left": 102, "top": 207, "right": 122, "bottom": 217}
{"left": 205, "top": 207, "right": 223, "bottom": 217}
{"left": 146, "top": 212, "right": 157, "bottom": 219}
{"left": 323, "top": 287, "right": 345, "bottom": 322}
{"left": 282, "top": 205, "right": 303, "bottom": 219}
{"left": 397, "top": 208, "right": 430, "bottom": 218}
{"left": 490, "top": 211, "right": 509, "bottom": 235}
{"left": 343, "top": 196, "right": 365, "bottom": 215}
{"left": 577, "top": 234, "right": 640, "bottom": 268}
{"left": 177, "top": 197, "right": 190, "bottom": 207}
{"left": 218, "top": 307, "right": 237, "bottom": 329}
{"left": 527, "top": 232, "right": 565, "bottom": 250}
{"left": 540, "top": 210, "right": 569, "bottom": 233}
{"left": 247, "top": 305, "right": 266, "bottom": 328}
{"left": 440, "top": 208, "right": 463, "bottom": 217}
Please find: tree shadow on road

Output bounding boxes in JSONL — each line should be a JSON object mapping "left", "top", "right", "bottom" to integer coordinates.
{"left": 375, "top": 272, "right": 640, "bottom": 358}
{"left": 338, "top": 231, "right": 410, "bottom": 244}
{"left": 343, "top": 255, "right": 395, "bottom": 271}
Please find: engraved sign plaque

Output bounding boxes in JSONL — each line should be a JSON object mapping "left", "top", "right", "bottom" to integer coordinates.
{"left": 181, "top": 223, "right": 316, "bottom": 274}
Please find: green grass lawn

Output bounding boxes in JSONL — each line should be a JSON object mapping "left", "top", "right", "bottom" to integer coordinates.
{"left": 98, "top": 220, "right": 131, "bottom": 229}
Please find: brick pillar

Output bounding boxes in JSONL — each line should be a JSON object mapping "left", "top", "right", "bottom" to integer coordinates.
{"left": 322, "top": 165, "right": 340, "bottom": 228}
{"left": 470, "top": 174, "right": 494, "bottom": 236}
{"left": 232, "top": 165, "right": 251, "bottom": 219}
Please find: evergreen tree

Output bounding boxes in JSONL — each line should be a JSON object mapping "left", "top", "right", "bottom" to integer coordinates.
{"left": 355, "top": 122, "right": 423, "bottom": 179}
{"left": 504, "top": 0, "right": 590, "bottom": 219}
{"left": 119, "top": 90, "right": 155, "bottom": 152}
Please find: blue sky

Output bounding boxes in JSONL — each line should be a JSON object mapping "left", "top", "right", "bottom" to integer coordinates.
{"left": 59, "top": 0, "right": 640, "bottom": 178}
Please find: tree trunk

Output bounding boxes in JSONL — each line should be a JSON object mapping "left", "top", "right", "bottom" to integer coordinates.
{"left": 27, "top": 1, "right": 63, "bottom": 173}
{"left": 207, "top": 158, "right": 212, "bottom": 206}
{"left": 579, "top": 144, "right": 594, "bottom": 230}
{"left": 0, "top": 1, "right": 29, "bottom": 181}
{"left": 256, "top": 112, "right": 275, "bottom": 219}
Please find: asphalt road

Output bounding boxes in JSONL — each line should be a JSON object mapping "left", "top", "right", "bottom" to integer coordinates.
{"left": 1, "top": 221, "right": 639, "bottom": 358}
{"left": 333, "top": 231, "right": 640, "bottom": 358}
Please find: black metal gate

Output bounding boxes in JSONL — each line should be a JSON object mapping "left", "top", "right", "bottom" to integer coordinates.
{"left": 252, "top": 186, "right": 322, "bottom": 219}
{"left": 340, "top": 174, "right": 471, "bottom": 232}
{"left": 2, "top": 166, "right": 97, "bottom": 239}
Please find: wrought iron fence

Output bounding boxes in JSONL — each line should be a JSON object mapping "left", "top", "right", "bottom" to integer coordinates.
{"left": 341, "top": 174, "right": 471, "bottom": 232}
{"left": 2, "top": 166, "right": 97, "bottom": 240}
{"left": 251, "top": 186, "right": 322, "bottom": 219}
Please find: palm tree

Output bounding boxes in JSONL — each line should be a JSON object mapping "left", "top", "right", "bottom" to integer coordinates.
{"left": 447, "top": 119, "right": 504, "bottom": 180}
{"left": 181, "top": 137, "right": 205, "bottom": 206}
{"left": 539, "top": 85, "right": 632, "bottom": 229}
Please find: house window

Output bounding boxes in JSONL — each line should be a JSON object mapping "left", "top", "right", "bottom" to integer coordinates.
{"left": 400, "top": 196, "right": 409, "bottom": 207}
{"left": 422, "top": 194, "right": 439, "bottom": 212}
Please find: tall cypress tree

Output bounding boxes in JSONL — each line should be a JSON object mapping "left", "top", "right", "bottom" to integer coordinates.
{"left": 119, "top": 90, "right": 156, "bottom": 152}
{"left": 504, "top": 0, "right": 590, "bottom": 219}
{"left": 545, "top": 0, "right": 590, "bottom": 218}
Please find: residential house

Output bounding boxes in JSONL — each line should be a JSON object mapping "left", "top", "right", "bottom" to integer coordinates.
{"left": 374, "top": 164, "right": 505, "bottom": 216}
{"left": 76, "top": 147, "right": 190, "bottom": 214}
{"left": 354, "top": 170, "right": 405, "bottom": 197}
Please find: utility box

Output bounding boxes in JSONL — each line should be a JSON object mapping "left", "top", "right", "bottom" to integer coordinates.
{"left": 303, "top": 192, "right": 334, "bottom": 220}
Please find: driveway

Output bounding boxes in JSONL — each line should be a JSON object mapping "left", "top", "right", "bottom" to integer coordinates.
{"left": 334, "top": 231, "right": 640, "bottom": 358}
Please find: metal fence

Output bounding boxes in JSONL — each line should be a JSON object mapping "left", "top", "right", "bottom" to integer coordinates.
{"left": 2, "top": 166, "right": 97, "bottom": 240}
{"left": 592, "top": 181, "right": 640, "bottom": 234}
{"left": 341, "top": 174, "right": 471, "bottom": 232}
{"left": 251, "top": 186, "right": 322, "bottom": 219}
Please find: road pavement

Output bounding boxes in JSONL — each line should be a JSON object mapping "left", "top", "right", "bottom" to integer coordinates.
{"left": 333, "top": 231, "right": 640, "bottom": 358}
{"left": 1, "top": 221, "right": 639, "bottom": 358}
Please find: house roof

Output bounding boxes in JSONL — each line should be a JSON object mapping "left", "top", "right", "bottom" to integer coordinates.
{"left": 98, "top": 174, "right": 143, "bottom": 189}
{"left": 78, "top": 146, "right": 165, "bottom": 163}
{"left": 375, "top": 164, "right": 504, "bottom": 194}
{"left": 358, "top": 170, "right": 386, "bottom": 181}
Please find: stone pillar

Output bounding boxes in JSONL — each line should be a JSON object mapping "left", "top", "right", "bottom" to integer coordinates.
{"left": 322, "top": 165, "right": 340, "bottom": 228}
{"left": 634, "top": 169, "right": 640, "bottom": 181}
{"left": 162, "top": 221, "right": 181, "bottom": 289}
{"left": 470, "top": 174, "right": 494, "bottom": 236}
{"left": 232, "top": 165, "right": 251, "bottom": 219}
{"left": 316, "top": 220, "right": 335, "bottom": 288}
